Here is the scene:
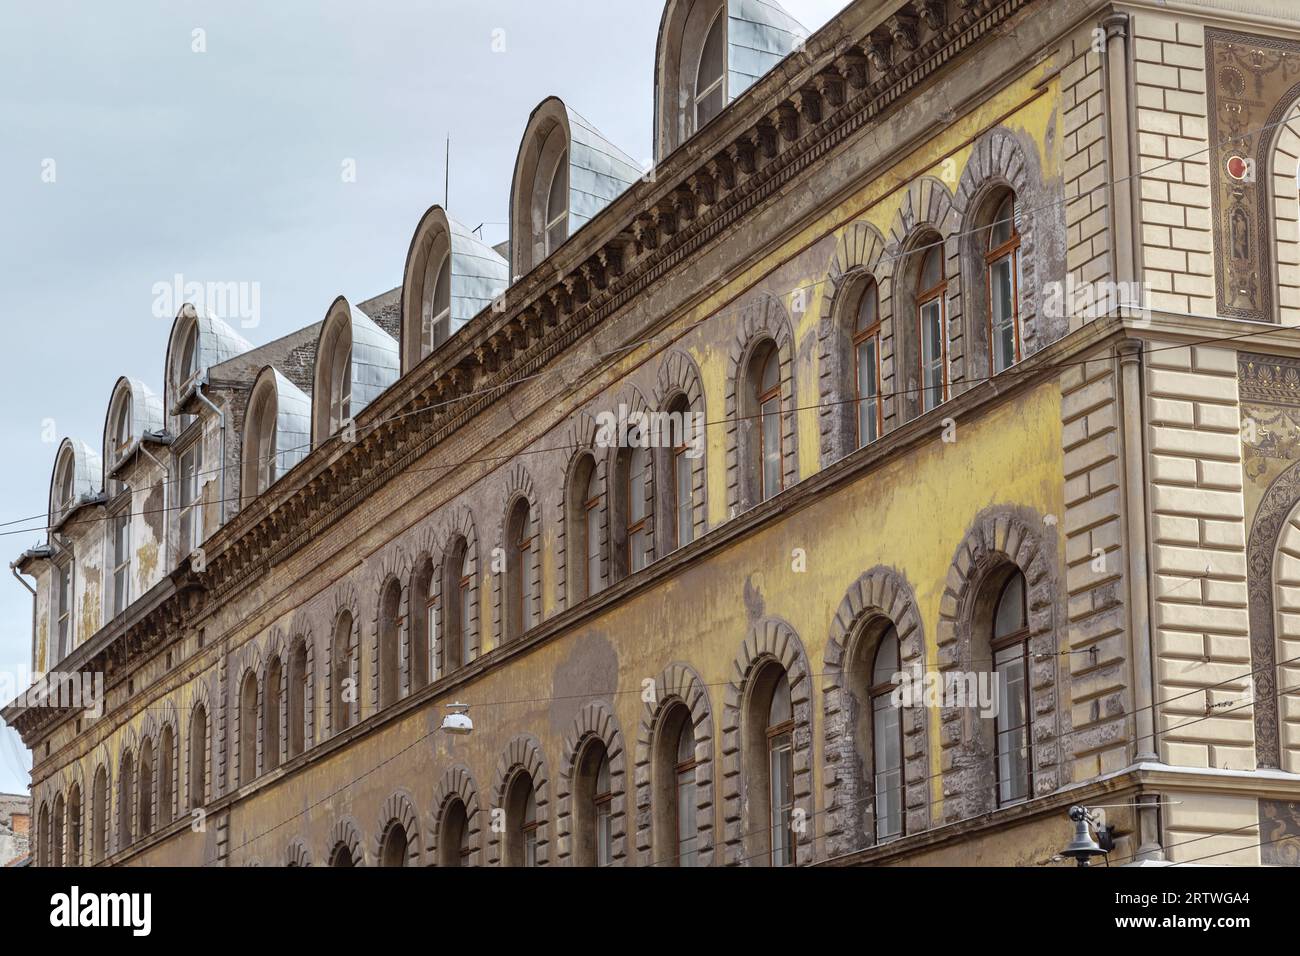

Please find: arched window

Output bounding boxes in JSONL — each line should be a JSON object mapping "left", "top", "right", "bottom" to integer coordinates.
{"left": 51, "top": 793, "right": 64, "bottom": 867}
{"left": 238, "top": 672, "right": 258, "bottom": 786}
{"left": 544, "top": 149, "right": 569, "bottom": 256}
{"left": 92, "top": 766, "right": 108, "bottom": 863}
{"left": 991, "top": 570, "right": 1031, "bottom": 806}
{"left": 439, "top": 798, "right": 471, "bottom": 867}
{"left": 246, "top": 387, "right": 279, "bottom": 497}
{"left": 986, "top": 193, "right": 1021, "bottom": 373}
{"left": 380, "top": 822, "right": 409, "bottom": 867}
{"left": 67, "top": 785, "right": 82, "bottom": 866}
{"left": 329, "top": 842, "right": 355, "bottom": 867}
{"left": 265, "top": 656, "right": 283, "bottom": 771}
{"left": 179, "top": 322, "right": 200, "bottom": 385}
{"left": 288, "top": 640, "right": 308, "bottom": 758}
{"left": 744, "top": 665, "right": 794, "bottom": 866}
{"left": 667, "top": 395, "right": 695, "bottom": 551}
{"left": 444, "top": 537, "right": 473, "bottom": 671}
{"left": 505, "top": 499, "right": 534, "bottom": 641}
{"left": 158, "top": 725, "right": 174, "bottom": 827}
{"left": 653, "top": 704, "right": 699, "bottom": 867}
{"left": 410, "top": 559, "right": 434, "bottom": 689}
{"left": 854, "top": 281, "right": 883, "bottom": 447}
{"left": 869, "top": 627, "right": 904, "bottom": 843}
{"left": 421, "top": 251, "right": 452, "bottom": 355}
{"left": 111, "top": 393, "right": 132, "bottom": 462}
{"left": 137, "top": 737, "right": 153, "bottom": 837}
{"left": 379, "top": 579, "right": 402, "bottom": 708}
{"left": 188, "top": 704, "right": 207, "bottom": 810}
{"left": 329, "top": 339, "right": 352, "bottom": 434}
{"left": 613, "top": 445, "right": 651, "bottom": 579}
{"left": 746, "top": 341, "right": 784, "bottom": 503}
{"left": 695, "top": 7, "right": 727, "bottom": 129}
{"left": 505, "top": 771, "right": 540, "bottom": 867}
{"left": 569, "top": 455, "right": 603, "bottom": 601}
{"left": 332, "top": 611, "right": 355, "bottom": 733}
{"left": 37, "top": 802, "right": 49, "bottom": 867}
{"left": 574, "top": 741, "right": 614, "bottom": 867}
{"left": 118, "top": 749, "right": 134, "bottom": 849}
{"left": 916, "top": 244, "right": 948, "bottom": 413}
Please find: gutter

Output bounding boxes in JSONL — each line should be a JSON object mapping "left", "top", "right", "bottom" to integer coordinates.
{"left": 188, "top": 372, "right": 228, "bottom": 528}
{"left": 10, "top": 560, "right": 39, "bottom": 674}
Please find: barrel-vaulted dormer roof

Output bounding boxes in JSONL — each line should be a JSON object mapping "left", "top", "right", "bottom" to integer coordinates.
{"left": 241, "top": 366, "right": 312, "bottom": 504}
{"left": 48, "top": 438, "right": 102, "bottom": 532}
{"left": 102, "top": 376, "right": 165, "bottom": 482}
{"left": 163, "top": 303, "right": 255, "bottom": 424}
{"left": 311, "top": 297, "right": 401, "bottom": 445}
{"left": 509, "top": 96, "right": 643, "bottom": 279}
{"left": 400, "top": 205, "right": 510, "bottom": 373}
{"left": 654, "top": 0, "right": 807, "bottom": 160}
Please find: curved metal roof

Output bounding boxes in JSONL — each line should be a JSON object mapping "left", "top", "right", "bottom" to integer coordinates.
{"left": 48, "top": 437, "right": 102, "bottom": 528}
{"left": 164, "top": 303, "right": 255, "bottom": 415}
{"left": 446, "top": 213, "right": 510, "bottom": 334}
{"left": 102, "top": 377, "right": 165, "bottom": 468}
{"left": 250, "top": 367, "right": 312, "bottom": 481}
{"left": 318, "top": 298, "right": 401, "bottom": 426}
{"left": 726, "top": 0, "right": 806, "bottom": 99}
{"left": 565, "top": 105, "right": 644, "bottom": 233}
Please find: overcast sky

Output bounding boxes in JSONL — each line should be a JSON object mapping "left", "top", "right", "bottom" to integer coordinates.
{"left": 0, "top": 0, "right": 848, "bottom": 795}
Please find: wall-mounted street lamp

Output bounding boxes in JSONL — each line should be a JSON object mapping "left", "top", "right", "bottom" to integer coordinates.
{"left": 440, "top": 702, "right": 473, "bottom": 736}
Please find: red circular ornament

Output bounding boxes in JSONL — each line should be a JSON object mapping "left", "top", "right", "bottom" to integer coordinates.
{"left": 1226, "top": 155, "right": 1249, "bottom": 180}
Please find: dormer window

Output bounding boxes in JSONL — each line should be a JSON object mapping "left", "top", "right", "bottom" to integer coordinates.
{"left": 695, "top": 9, "right": 726, "bottom": 129}
{"left": 654, "top": 0, "right": 806, "bottom": 159}
{"left": 112, "top": 396, "right": 132, "bottom": 459}
{"left": 56, "top": 457, "right": 75, "bottom": 519}
{"left": 401, "top": 207, "right": 509, "bottom": 372}
{"left": 244, "top": 367, "right": 311, "bottom": 503}
{"left": 179, "top": 322, "right": 200, "bottom": 388}
{"left": 510, "top": 97, "right": 640, "bottom": 278}
{"left": 312, "top": 298, "right": 399, "bottom": 445}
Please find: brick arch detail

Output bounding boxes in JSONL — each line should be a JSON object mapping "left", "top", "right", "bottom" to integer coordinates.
{"left": 653, "top": 349, "right": 708, "bottom": 543}
{"left": 724, "top": 296, "right": 798, "bottom": 515}
{"left": 821, "top": 566, "right": 929, "bottom": 857}
{"left": 429, "top": 764, "right": 484, "bottom": 867}
{"left": 432, "top": 505, "right": 481, "bottom": 671}
{"left": 285, "top": 838, "right": 311, "bottom": 867}
{"left": 374, "top": 788, "right": 422, "bottom": 866}
{"left": 935, "top": 506, "right": 1059, "bottom": 822}
{"left": 557, "top": 411, "right": 606, "bottom": 610}
{"left": 186, "top": 678, "right": 215, "bottom": 810}
{"left": 488, "top": 734, "right": 551, "bottom": 866}
{"left": 493, "top": 462, "right": 542, "bottom": 645}
{"left": 720, "top": 618, "right": 814, "bottom": 866}
{"left": 327, "top": 583, "right": 362, "bottom": 735}
{"left": 555, "top": 700, "right": 629, "bottom": 865}
{"left": 370, "top": 546, "right": 412, "bottom": 713}
{"left": 817, "top": 220, "right": 894, "bottom": 463}
{"left": 327, "top": 815, "right": 366, "bottom": 866}
{"left": 633, "top": 662, "right": 716, "bottom": 867}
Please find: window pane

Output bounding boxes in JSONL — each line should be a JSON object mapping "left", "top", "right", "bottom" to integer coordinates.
{"left": 990, "top": 195, "right": 1014, "bottom": 248}
{"left": 991, "top": 255, "right": 1016, "bottom": 373}
{"left": 628, "top": 449, "right": 647, "bottom": 522}
{"left": 995, "top": 648, "right": 1029, "bottom": 804}
{"left": 585, "top": 504, "right": 601, "bottom": 596}
{"left": 920, "top": 246, "right": 942, "bottom": 290}
{"left": 676, "top": 767, "right": 697, "bottom": 867}
{"left": 761, "top": 397, "right": 781, "bottom": 500}
{"left": 921, "top": 301, "right": 944, "bottom": 412}
{"left": 872, "top": 694, "right": 903, "bottom": 842}
{"left": 769, "top": 735, "right": 794, "bottom": 866}
{"left": 674, "top": 451, "right": 693, "bottom": 548}
{"left": 994, "top": 572, "right": 1026, "bottom": 638}
{"left": 596, "top": 802, "right": 613, "bottom": 867}
{"left": 856, "top": 337, "right": 879, "bottom": 446}
{"left": 460, "top": 580, "right": 472, "bottom": 664}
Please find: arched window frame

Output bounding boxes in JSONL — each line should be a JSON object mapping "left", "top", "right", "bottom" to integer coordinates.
{"left": 990, "top": 570, "right": 1032, "bottom": 807}
{"left": 504, "top": 498, "right": 535, "bottom": 641}
{"left": 544, "top": 147, "right": 569, "bottom": 256}
{"left": 916, "top": 242, "right": 949, "bottom": 413}
{"left": 985, "top": 192, "right": 1022, "bottom": 374}
{"left": 188, "top": 704, "right": 208, "bottom": 810}
{"left": 764, "top": 674, "right": 795, "bottom": 867}
{"left": 378, "top": 578, "right": 403, "bottom": 709}
{"left": 666, "top": 394, "right": 696, "bottom": 551}
{"left": 331, "top": 610, "right": 356, "bottom": 734}
{"left": 751, "top": 341, "right": 784, "bottom": 502}
{"left": 694, "top": 6, "right": 727, "bottom": 131}
{"left": 868, "top": 626, "right": 905, "bottom": 843}
{"left": 853, "top": 280, "right": 883, "bottom": 448}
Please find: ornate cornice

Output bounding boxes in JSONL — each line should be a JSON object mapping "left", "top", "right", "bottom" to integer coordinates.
{"left": 5, "top": 0, "right": 1039, "bottom": 741}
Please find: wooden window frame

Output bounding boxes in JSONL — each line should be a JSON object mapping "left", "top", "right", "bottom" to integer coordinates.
{"left": 756, "top": 348, "right": 783, "bottom": 501}
{"left": 991, "top": 575, "right": 1032, "bottom": 808}
{"left": 984, "top": 195, "right": 1022, "bottom": 374}
{"left": 853, "top": 284, "right": 883, "bottom": 448}
{"left": 916, "top": 246, "right": 949, "bottom": 413}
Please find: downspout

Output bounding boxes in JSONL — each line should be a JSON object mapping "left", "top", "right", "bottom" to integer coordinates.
{"left": 11, "top": 564, "right": 36, "bottom": 675}
{"left": 193, "top": 382, "right": 227, "bottom": 527}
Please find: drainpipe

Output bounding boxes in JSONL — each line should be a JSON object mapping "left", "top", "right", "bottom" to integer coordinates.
{"left": 193, "top": 382, "right": 227, "bottom": 528}
{"left": 1118, "top": 339, "right": 1165, "bottom": 862}
{"left": 12, "top": 564, "right": 37, "bottom": 675}
{"left": 1102, "top": 12, "right": 1139, "bottom": 289}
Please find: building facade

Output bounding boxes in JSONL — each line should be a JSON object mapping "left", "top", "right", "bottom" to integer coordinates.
{"left": 9, "top": 0, "right": 1300, "bottom": 867}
